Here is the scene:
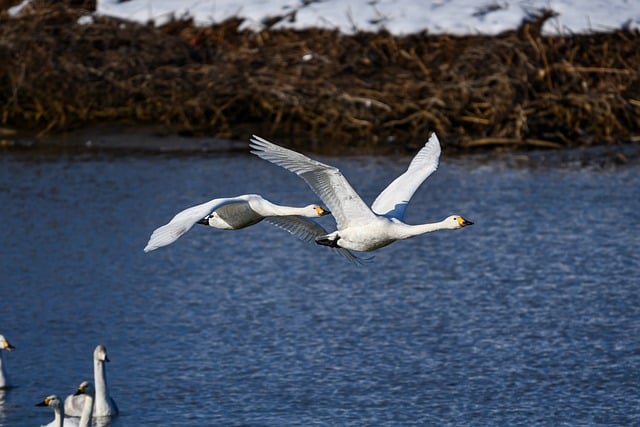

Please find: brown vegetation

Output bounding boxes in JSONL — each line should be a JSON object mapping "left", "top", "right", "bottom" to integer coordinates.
{"left": 0, "top": 2, "right": 638, "bottom": 153}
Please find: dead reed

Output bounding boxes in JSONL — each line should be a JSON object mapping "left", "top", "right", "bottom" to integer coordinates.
{"left": 0, "top": 2, "right": 638, "bottom": 153}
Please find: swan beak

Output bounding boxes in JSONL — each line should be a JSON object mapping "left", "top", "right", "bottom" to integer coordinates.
{"left": 1, "top": 340, "right": 14, "bottom": 351}
{"left": 36, "top": 398, "right": 50, "bottom": 407}
{"left": 458, "top": 217, "right": 473, "bottom": 227}
{"left": 73, "top": 387, "right": 85, "bottom": 396}
{"left": 316, "top": 207, "right": 331, "bottom": 216}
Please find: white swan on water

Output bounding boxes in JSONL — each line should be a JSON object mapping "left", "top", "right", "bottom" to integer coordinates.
{"left": 37, "top": 382, "right": 94, "bottom": 427}
{"left": 36, "top": 394, "right": 78, "bottom": 427}
{"left": 0, "top": 334, "right": 15, "bottom": 389}
{"left": 250, "top": 133, "right": 473, "bottom": 252}
{"left": 64, "top": 345, "right": 118, "bottom": 418}
{"left": 143, "top": 193, "right": 363, "bottom": 262}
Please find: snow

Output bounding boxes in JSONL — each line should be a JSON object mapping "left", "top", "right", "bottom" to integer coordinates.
{"left": 93, "top": 0, "right": 640, "bottom": 35}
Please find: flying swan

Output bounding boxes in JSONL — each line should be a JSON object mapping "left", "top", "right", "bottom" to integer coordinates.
{"left": 0, "top": 334, "right": 15, "bottom": 389}
{"left": 249, "top": 133, "right": 473, "bottom": 252}
{"left": 64, "top": 345, "right": 118, "bottom": 418}
{"left": 143, "top": 194, "right": 363, "bottom": 263}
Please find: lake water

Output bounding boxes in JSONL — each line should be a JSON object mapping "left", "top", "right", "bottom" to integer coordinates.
{"left": 1, "top": 138, "right": 639, "bottom": 426}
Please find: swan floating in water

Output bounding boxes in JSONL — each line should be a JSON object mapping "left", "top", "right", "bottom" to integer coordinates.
{"left": 250, "top": 133, "right": 473, "bottom": 252}
{"left": 36, "top": 395, "right": 80, "bottom": 427}
{"left": 64, "top": 345, "right": 118, "bottom": 418}
{"left": 143, "top": 193, "right": 363, "bottom": 262}
{"left": 0, "top": 334, "right": 15, "bottom": 389}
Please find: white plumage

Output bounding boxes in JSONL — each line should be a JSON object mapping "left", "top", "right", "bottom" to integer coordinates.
{"left": 0, "top": 334, "right": 15, "bottom": 389}
{"left": 64, "top": 345, "right": 118, "bottom": 418}
{"left": 143, "top": 193, "right": 362, "bottom": 262}
{"left": 250, "top": 133, "right": 473, "bottom": 252}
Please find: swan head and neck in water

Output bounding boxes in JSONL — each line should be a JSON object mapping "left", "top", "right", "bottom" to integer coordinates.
{"left": 36, "top": 395, "right": 65, "bottom": 427}
{"left": 0, "top": 335, "right": 15, "bottom": 389}
{"left": 92, "top": 344, "right": 118, "bottom": 417}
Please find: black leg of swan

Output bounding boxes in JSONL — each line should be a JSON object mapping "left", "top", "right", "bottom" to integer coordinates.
{"left": 316, "top": 235, "right": 340, "bottom": 248}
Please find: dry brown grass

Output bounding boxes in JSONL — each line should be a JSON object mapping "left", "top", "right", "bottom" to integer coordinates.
{"left": 0, "top": 2, "right": 638, "bottom": 153}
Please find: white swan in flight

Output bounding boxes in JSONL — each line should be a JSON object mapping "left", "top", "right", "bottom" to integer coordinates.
{"left": 36, "top": 395, "right": 80, "bottom": 427}
{"left": 250, "top": 133, "right": 473, "bottom": 252}
{"left": 144, "top": 194, "right": 329, "bottom": 252}
{"left": 0, "top": 334, "right": 15, "bottom": 389}
{"left": 143, "top": 193, "right": 363, "bottom": 262}
{"left": 64, "top": 345, "right": 118, "bottom": 418}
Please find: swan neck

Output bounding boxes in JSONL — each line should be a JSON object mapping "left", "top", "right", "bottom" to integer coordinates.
{"left": 0, "top": 352, "right": 7, "bottom": 388}
{"left": 263, "top": 203, "right": 308, "bottom": 216}
{"left": 94, "top": 359, "right": 110, "bottom": 403}
{"left": 401, "top": 220, "right": 449, "bottom": 238}
{"left": 53, "top": 403, "right": 64, "bottom": 427}
{"left": 79, "top": 393, "right": 94, "bottom": 427}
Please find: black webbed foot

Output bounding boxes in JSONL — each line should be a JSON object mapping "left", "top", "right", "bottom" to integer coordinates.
{"left": 316, "top": 235, "right": 340, "bottom": 248}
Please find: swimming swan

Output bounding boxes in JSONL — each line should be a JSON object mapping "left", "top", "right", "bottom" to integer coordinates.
{"left": 250, "top": 133, "right": 473, "bottom": 252}
{"left": 0, "top": 334, "right": 15, "bottom": 389}
{"left": 143, "top": 194, "right": 330, "bottom": 252}
{"left": 64, "top": 345, "right": 118, "bottom": 418}
{"left": 36, "top": 395, "right": 80, "bottom": 427}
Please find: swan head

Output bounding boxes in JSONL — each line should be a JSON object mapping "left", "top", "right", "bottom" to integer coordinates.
{"left": 74, "top": 381, "right": 95, "bottom": 397}
{"left": 444, "top": 215, "right": 474, "bottom": 229}
{"left": 94, "top": 344, "right": 110, "bottom": 363}
{"left": 0, "top": 335, "right": 14, "bottom": 351}
{"left": 36, "top": 395, "right": 61, "bottom": 408}
{"left": 308, "top": 205, "right": 331, "bottom": 217}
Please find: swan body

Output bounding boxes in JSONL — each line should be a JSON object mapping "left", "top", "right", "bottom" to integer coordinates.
{"left": 0, "top": 334, "right": 15, "bottom": 389}
{"left": 250, "top": 133, "right": 473, "bottom": 252}
{"left": 143, "top": 193, "right": 330, "bottom": 252}
{"left": 36, "top": 395, "right": 79, "bottom": 427}
{"left": 64, "top": 345, "right": 118, "bottom": 418}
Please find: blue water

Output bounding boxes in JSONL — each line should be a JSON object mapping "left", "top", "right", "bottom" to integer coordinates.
{"left": 0, "top": 141, "right": 639, "bottom": 426}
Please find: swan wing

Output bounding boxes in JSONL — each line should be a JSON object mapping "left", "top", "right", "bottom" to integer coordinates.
{"left": 143, "top": 195, "right": 253, "bottom": 252}
{"left": 250, "top": 136, "right": 376, "bottom": 229}
{"left": 264, "top": 216, "right": 367, "bottom": 264}
{"left": 63, "top": 393, "right": 84, "bottom": 417}
{"left": 371, "top": 133, "right": 441, "bottom": 220}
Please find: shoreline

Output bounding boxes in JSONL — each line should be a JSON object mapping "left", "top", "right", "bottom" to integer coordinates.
{"left": 0, "top": 2, "right": 639, "bottom": 155}
{"left": 3, "top": 124, "right": 639, "bottom": 169}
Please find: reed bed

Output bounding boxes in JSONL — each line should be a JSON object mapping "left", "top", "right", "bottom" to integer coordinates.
{"left": 1, "top": 2, "right": 638, "bottom": 153}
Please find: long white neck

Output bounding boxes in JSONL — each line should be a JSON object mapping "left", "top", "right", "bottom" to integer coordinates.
{"left": 79, "top": 393, "right": 94, "bottom": 427}
{"left": 93, "top": 359, "right": 110, "bottom": 414}
{"left": 256, "top": 201, "right": 312, "bottom": 217}
{"left": 0, "top": 351, "right": 8, "bottom": 388}
{"left": 52, "top": 402, "right": 64, "bottom": 427}
{"left": 395, "top": 219, "right": 452, "bottom": 240}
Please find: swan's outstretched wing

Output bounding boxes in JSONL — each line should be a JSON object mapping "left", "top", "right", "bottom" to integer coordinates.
{"left": 264, "top": 216, "right": 369, "bottom": 264}
{"left": 144, "top": 195, "right": 251, "bottom": 252}
{"left": 371, "top": 133, "right": 441, "bottom": 220}
{"left": 250, "top": 136, "right": 376, "bottom": 230}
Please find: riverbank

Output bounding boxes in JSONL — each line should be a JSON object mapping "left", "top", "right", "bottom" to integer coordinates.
{"left": 1, "top": 2, "right": 639, "bottom": 154}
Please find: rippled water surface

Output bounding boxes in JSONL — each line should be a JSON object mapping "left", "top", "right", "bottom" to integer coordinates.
{"left": 1, "top": 142, "right": 639, "bottom": 426}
